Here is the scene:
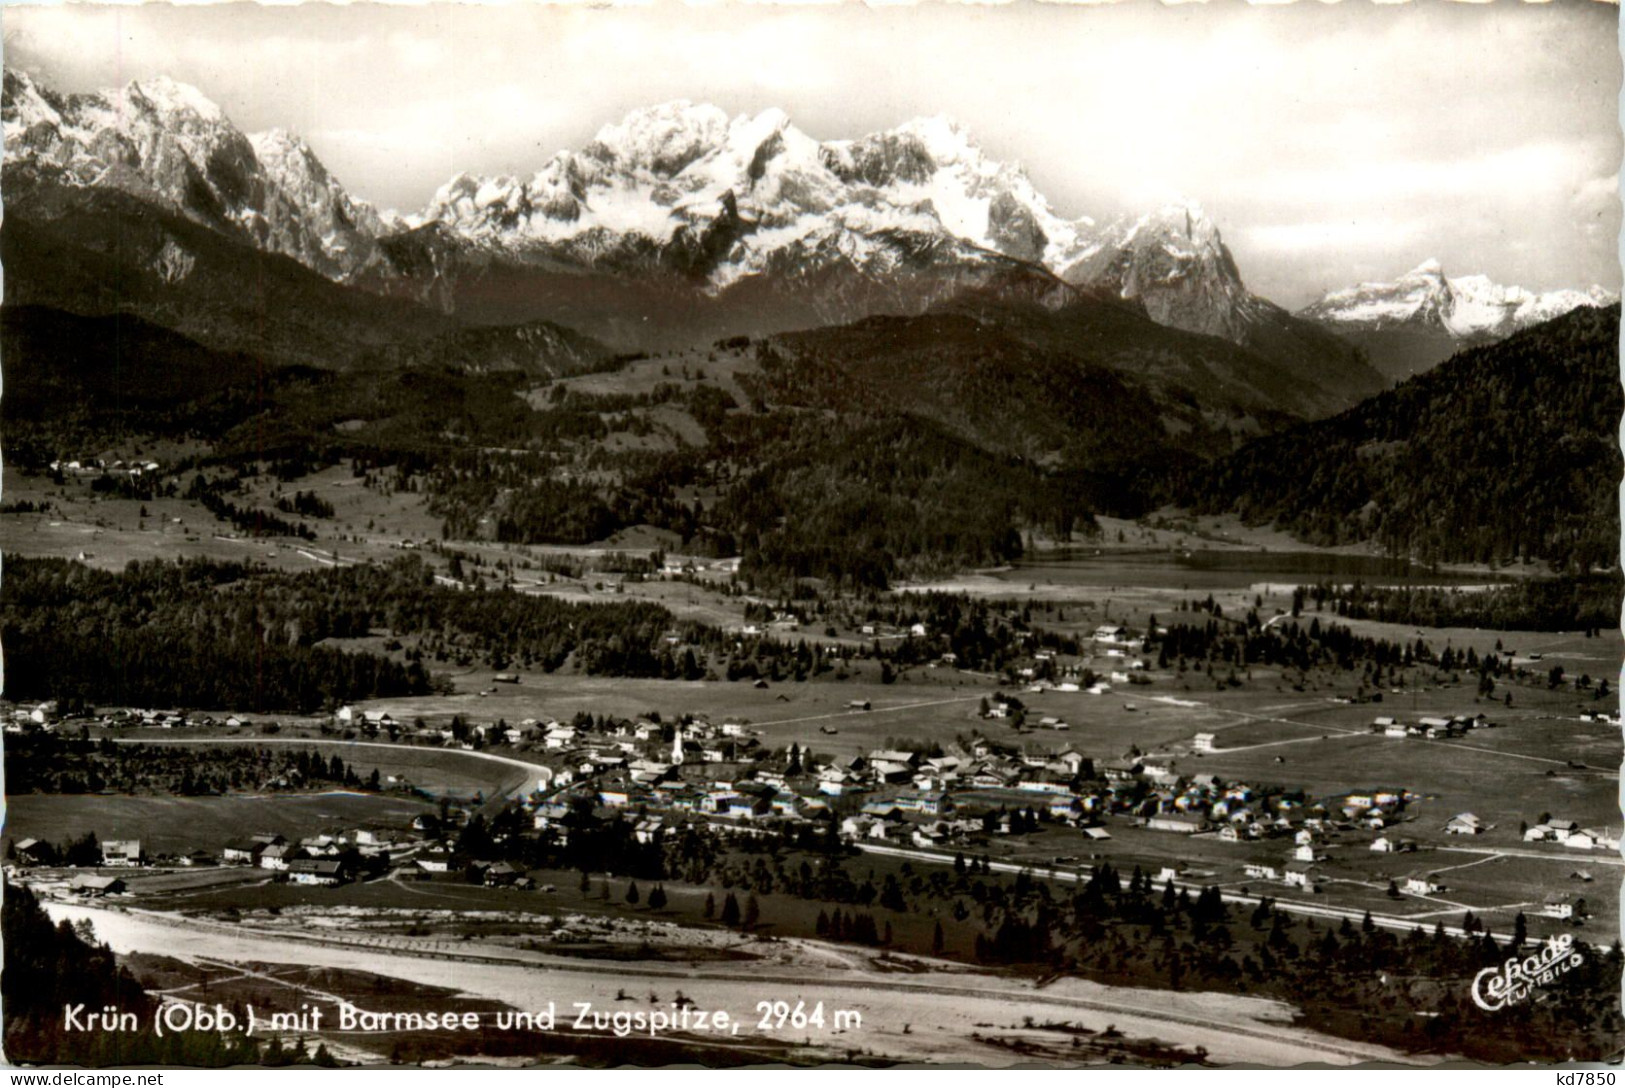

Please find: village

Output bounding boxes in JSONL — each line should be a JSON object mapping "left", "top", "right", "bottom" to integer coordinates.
{"left": 11, "top": 673, "right": 1613, "bottom": 933}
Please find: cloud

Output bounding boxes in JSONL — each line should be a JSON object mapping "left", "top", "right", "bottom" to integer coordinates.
{"left": 1241, "top": 218, "right": 1426, "bottom": 256}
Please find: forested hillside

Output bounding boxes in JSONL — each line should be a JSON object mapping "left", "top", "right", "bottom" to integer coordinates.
{"left": 1185, "top": 305, "right": 1621, "bottom": 570}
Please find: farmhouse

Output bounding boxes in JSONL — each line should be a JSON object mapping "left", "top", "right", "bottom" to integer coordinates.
{"left": 221, "top": 840, "right": 262, "bottom": 865}
{"left": 415, "top": 851, "right": 453, "bottom": 874}
{"left": 721, "top": 794, "right": 772, "bottom": 820}
{"left": 1546, "top": 819, "right": 1581, "bottom": 841}
{"left": 1543, "top": 894, "right": 1577, "bottom": 920}
{"left": 1403, "top": 874, "right": 1442, "bottom": 896}
{"left": 1369, "top": 837, "right": 1417, "bottom": 854}
{"left": 633, "top": 818, "right": 664, "bottom": 844}
{"left": 1282, "top": 861, "right": 1319, "bottom": 889}
{"left": 70, "top": 874, "right": 126, "bottom": 897}
{"left": 484, "top": 862, "right": 522, "bottom": 887}
{"left": 1445, "top": 813, "right": 1485, "bottom": 835}
{"left": 288, "top": 859, "right": 348, "bottom": 887}
{"left": 258, "top": 844, "right": 294, "bottom": 871}
{"left": 1102, "top": 758, "right": 1143, "bottom": 782}
{"left": 1192, "top": 733, "right": 1217, "bottom": 752}
{"left": 1145, "top": 812, "right": 1207, "bottom": 834}
{"left": 13, "top": 839, "right": 49, "bottom": 866}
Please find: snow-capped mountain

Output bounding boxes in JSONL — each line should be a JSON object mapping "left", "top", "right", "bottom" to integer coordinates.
{"left": 404, "top": 99, "right": 1326, "bottom": 356}
{"left": 3, "top": 68, "right": 389, "bottom": 280}
{"left": 1298, "top": 260, "right": 1618, "bottom": 381}
{"left": 1302, "top": 260, "right": 1618, "bottom": 340}
{"left": 0, "top": 68, "right": 1370, "bottom": 388}
{"left": 416, "top": 103, "right": 1106, "bottom": 287}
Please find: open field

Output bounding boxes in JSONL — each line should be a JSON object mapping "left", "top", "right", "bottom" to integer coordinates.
{"left": 339, "top": 671, "right": 992, "bottom": 759}
{"left": 0, "top": 464, "right": 754, "bottom": 628}
{"left": 3, "top": 791, "right": 437, "bottom": 856}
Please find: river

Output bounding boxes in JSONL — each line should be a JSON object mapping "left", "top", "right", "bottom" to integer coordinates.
{"left": 45, "top": 900, "right": 1424, "bottom": 1067}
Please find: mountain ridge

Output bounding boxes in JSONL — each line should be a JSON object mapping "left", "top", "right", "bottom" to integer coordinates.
{"left": 1185, "top": 303, "right": 1622, "bottom": 570}
{"left": 2, "top": 67, "right": 1380, "bottom": 395}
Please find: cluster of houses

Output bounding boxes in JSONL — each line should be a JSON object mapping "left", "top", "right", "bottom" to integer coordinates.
{"left": 1368, "top": 714, "right": 1497, "bottom": 740}
{"left": 503, "top": 707, "right": 1454, "bottom": 879}
{"left": 1001, "top": 627, "right": 1151, "bottom": 696}
{"left": 7, "top": 702, "right": 61, "bottom": 729}
{"left": 1523, "top": 819, "right": 1618, "bottom": 852}
{"left": 30, "top": 819, "right": 488, "bottom": 893}
{"left": 1214, "top": 789, "right": 1421, "bottom": 891}
{"left": 6, "top": 704, "right": 257, "bottom": 732}
{"left": 50, "top": 457, "right": 162, "bottom": 477}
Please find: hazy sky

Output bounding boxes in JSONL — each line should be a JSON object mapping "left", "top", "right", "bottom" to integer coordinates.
{"left": 5, "top": 1, "right": 1620, "bottom": 306}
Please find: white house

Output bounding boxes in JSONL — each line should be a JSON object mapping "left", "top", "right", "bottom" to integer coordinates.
{"left": 1282, "top": 861, "right": 1318, "bottom": 889}
{"left": 1543, "top": 894, "right": 1576, "bottom": 920}
{"left": 101, "top": 840, "right": 143, "bottom": 867}
{"left": 258, "top": 844, "right": 294, "bottom": 871}
{"left": 415, "top": 852, "right": 453, "bottom": 874}
{"left": 1445, "top": 813, "right": 1485, "bottom": 835}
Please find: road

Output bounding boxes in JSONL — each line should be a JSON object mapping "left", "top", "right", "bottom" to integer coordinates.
{"left": 753, "top": 695, "right": 985, "bottom": 729}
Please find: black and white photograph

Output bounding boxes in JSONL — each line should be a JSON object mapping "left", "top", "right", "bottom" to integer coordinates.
{"left": 0, "top": 0, "right": 1620, "bottom": 1070}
